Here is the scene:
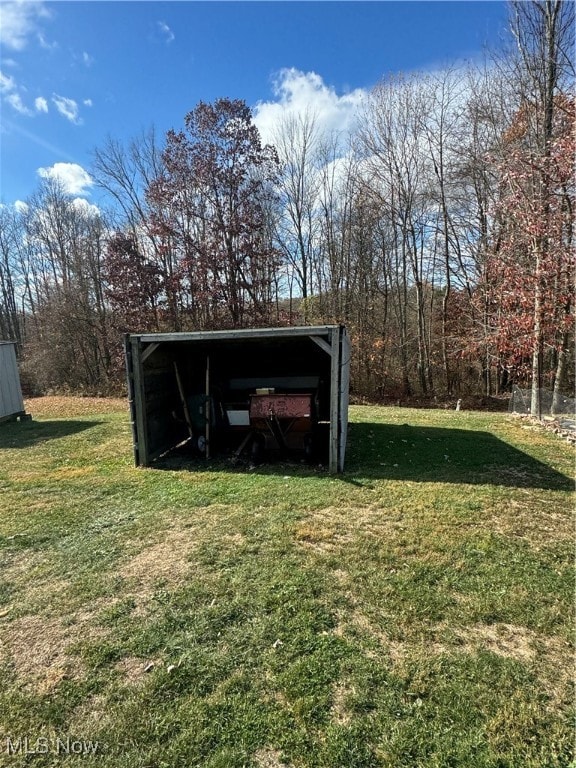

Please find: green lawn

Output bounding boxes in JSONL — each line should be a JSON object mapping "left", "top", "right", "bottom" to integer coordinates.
{"left": 0, "top": 398, "right": 573, "bottom": 768}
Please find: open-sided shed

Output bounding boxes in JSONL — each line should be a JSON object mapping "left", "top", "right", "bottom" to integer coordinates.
{"left": 0, "top": 341, "right": 26, "bottom": 423}
{"left": 124, "top": 325, "right": 350, "bottom": 472}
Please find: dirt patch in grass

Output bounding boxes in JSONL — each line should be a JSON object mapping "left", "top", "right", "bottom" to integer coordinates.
{"left": 68, "top": 693, "right": 110, "bottom": 734}
{"left": 6, "top": 466, "right": 97, "bottom": 483}
{"left": 25, "top": 578, "right": 69, "bottom": 613}
{"left": 2, "top": 523, "right": 202, "bottom": 691}
{"left": 335, "top": 612, "right": 541, "bottom": 666}
{"left": 254, "top": 748, "right": 291, "bottom": 767}
{"left": 294, "top": 506, "right": 408, "bottom": 554}
{"left": 1, "top": 548, "right": 44, "bottom": 580}
{"left": 333, "top": 609, "right": 453, "bottom": 669}
{"left": 51, "top": 466, "right": 97, "bottom": 479}
{"left": 1, "top": 551, "right": 69, "bottom": 615}
{"left": 455, "top": 623, "right": 537, "bottom": 662}
{"left": 386, "top": 638, "right": 452, "bottom": 665}
{"left": 537, "top": 640, "right": 574, "bottom": 711}
{"left": 294, "top": 521, "right": 342, "bottom": 552}
{"left": 118, "top": 524, "right": 198, "bottom": 607}
{"left": 488, "top": 499, "right": 574, "bottom": 547}
{"left": 114, "top": 655, "right": 154, "bottom": 685}
{"left": 0, "top": 611, "right": 106, "bottom": 694}
{"left": 456, "top": 623, "right": 573, "bottom": 708}
{"left": 220, "top": 531, "right": 247, "bottom": 547}
{"left": 340, "top": 614, "right": 572, "bottom": 712}
{"left": 333, "top": 607, "right": 382, "bottom": 640}
{"left": 331, "top": 680, "right": 354, "bottom": 726}
{"left": 25, "top": 396, "right": 127, "bottom": 419}
{"left": 332, "top": 568, "right": 350, "bottom": 584}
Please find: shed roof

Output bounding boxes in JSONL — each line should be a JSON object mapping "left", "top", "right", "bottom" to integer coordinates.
{"left": 130, "top": 325, "right": 342, "bottom": 344}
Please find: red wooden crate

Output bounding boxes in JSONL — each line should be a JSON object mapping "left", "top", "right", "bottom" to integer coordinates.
{"left": 249, "top": 394, "right": 312, "bottom": 419}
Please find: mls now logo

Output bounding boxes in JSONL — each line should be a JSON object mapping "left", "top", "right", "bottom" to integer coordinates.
{"left": 4, "top": 736, "right": 100, "bottom": 755}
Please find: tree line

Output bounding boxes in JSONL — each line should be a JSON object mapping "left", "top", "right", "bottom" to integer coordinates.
{"left": 1, "top": 1, "right": 573, "bottom": 412}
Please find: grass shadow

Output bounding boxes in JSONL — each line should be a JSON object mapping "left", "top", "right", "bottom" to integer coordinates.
{"left": 151, "top": 421, "right": 572, "bottom": 492}
{"left": 344, "top": 422, "right": 573, "bottom": 491}
{"left": 0, "top": 419, "right": 102, "bottom": 449}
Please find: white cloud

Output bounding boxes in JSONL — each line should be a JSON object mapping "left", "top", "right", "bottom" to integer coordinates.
{"left": 37, "top": 31, "right": 57, "bottom": 51}
{"left": 35, "top": 95, "right": 48, "bottom": 113}
{"left": 37, "top": 163, "right": 93, "bottom": 196}
{"left": 14, "top": 200, "right": 29, "bottom": 214}
{"left": 71, "top": 197, "right": 100, "bottom": 217}
{"left": 52, "top": 94, "right": 82, "bottom": 124}
{"left": 6, "top": 91, "right": 32, "bottom": 115}
{"left": 254, "top": 69, "right": 366, "bottom": 147}
{"left": 157, "top": 21, "right": 174, "bottom": 44}
{"left": 0, "top": 70, "right": 16, "bottom": 93}
{"left": 0, "top": 1, "right": 50, "bottom": 51}
{"left": 82, "top": 51, "right": 93, "bottom": 67}
{"left": 83, "top": 98, "right": 93, "bottom": 108}
{"left": 1, "top": 69, "right": 34, "bottom": 115}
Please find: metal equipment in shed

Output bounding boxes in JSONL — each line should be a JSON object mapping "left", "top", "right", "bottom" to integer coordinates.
{"left": 0, "top": 341, "right": 28, "bottom": 424}
{"left": 124, "top": 325, "right": 350, "bottom": 472}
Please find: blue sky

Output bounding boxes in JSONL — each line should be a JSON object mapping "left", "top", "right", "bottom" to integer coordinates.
{"left": 0, "top": 1, "right": 509, "bottom": 207}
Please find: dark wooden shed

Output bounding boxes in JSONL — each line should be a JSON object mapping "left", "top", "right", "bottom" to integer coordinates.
{"left": 124, "top": 325, "right": 350, "bottom": 472}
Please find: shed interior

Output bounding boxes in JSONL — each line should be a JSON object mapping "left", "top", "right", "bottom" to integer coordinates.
{"left": 134, "top": 333, "right": 337, "bottom": 466}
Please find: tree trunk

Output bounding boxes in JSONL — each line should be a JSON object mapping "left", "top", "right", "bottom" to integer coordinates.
{"left": 530, "top": 257, "right": 543, "bottom": 419}
{"left": 551, "top": 330, "right": 569, "bottom": 414}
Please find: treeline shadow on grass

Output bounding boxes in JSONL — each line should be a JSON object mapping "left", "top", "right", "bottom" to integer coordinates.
{"left": 343, "top": 422, "right": 573, "bottom": 491}
{"left": 0, "top": 419, "right": 101, "bottom": 449}
{"left": 154, "top": 422, "right": 572, "bottom": 492}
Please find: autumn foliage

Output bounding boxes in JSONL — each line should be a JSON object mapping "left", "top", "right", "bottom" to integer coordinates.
{"left": 480, "top": 95, "right": 574, "bottom": 385}
{"left": 144, "top": 99, "right": 281, "bottom": 330}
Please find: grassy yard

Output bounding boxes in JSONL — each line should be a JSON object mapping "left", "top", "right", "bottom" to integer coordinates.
{"left": 0, "top": 397, "right": 573, "bottom": 768}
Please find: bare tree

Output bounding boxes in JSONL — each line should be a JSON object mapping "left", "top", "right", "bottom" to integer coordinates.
{"left": 91, "top": 128, "right": 164, "bottom": 236}
{"left": 0, "top": 206, "right": 23, "bottom": 344}
{"left": 456, "top": 65, "right": 512, "bottom": 395}
{"left": 19, "top": 179, "right": 113, "bottom": 392}
{"left": 272, "top": 110, "right": 322, "bottom": 319}
{"left": 358, "top": 74, "right": 438, "bottom": 394}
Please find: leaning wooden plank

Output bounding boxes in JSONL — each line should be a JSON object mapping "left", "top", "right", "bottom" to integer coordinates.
{"left": 174, "top": 362, "right": 194, "bottom": 439}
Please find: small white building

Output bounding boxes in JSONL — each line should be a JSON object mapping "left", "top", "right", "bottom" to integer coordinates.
{"left": 0, "top": 341, "right": 27, "bottom": 423}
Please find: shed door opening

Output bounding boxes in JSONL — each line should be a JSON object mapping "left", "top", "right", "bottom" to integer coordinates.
{"left": 125, "top": 326, "right": 349, "bottom": 472}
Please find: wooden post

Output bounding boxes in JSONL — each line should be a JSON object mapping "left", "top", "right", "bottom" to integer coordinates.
{"left": 132, "top": 338, "right": 150, "bottom": 466}
{"left": 329, "top": 327, "right": 340, "bottom": 473}
{"left": 205, "top": 354, "right": 210, "bottom": 459}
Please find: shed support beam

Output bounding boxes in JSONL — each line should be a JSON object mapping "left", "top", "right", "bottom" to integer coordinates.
{"left": 310, "top": 336, "right": 332, "bottom": 356}
{"left": 142, "top": 342, "right": 160, "bottom": 362}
